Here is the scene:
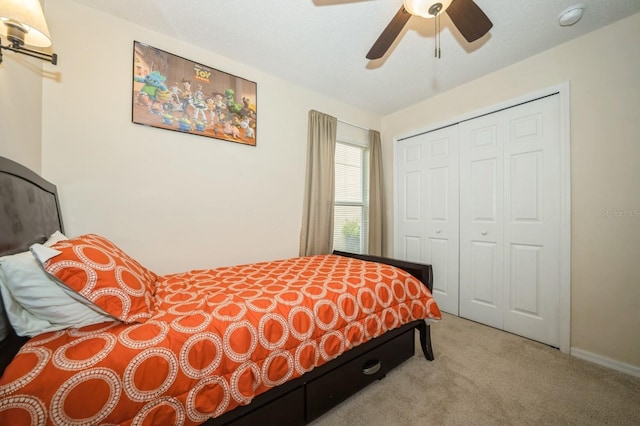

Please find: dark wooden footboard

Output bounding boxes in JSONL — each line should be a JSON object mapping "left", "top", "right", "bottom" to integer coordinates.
{"left": 333, "top": 250, "right": 435, "bottom": 361}
{"left": 332, "top": 250, "right": 434, "bottom": 292}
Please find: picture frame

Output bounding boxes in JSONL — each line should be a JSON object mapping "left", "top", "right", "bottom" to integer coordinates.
{"left": 132, "top": 41, "right": 257, "bottom": 146}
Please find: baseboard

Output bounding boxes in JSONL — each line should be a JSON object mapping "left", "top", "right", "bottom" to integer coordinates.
{"left": 571, "top": 347, "right": 640, "bottom": 378}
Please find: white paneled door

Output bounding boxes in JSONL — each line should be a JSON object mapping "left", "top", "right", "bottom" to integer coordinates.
{"left": 458, "top": 114, "right": 505, "bottom": 329}
{"left": 459, "top": 95, "right": 561, "bottom": 346}
{"left": 395, "top": 92, "right": 566, "bottom": 348}
{"left": 396, "top": 126, "right": 459, "bottom": 315}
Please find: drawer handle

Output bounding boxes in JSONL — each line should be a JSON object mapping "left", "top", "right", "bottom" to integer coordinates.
{"left": 362, "top": 360, "right": 381, "bottom": 376}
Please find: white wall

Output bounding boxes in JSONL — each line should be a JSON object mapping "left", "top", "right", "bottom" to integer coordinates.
{"left": 40, "top": 0, "right": 380, "bottom": 275}
{"left": 381, "top": 13, "right": 640, "bottom": 368}
{"left": 0, "top": 49, "right": 45, "bottom": 172}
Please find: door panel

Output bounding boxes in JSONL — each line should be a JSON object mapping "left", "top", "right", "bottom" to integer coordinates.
{"left": 470, "top": 158, "right": 498, "bottom": 221}
{"left": 503, "top": 96, "right": 560, "bottom": 346}
{"left": 429, "top": 167, "right": 449, "bottom": 220}
{"left": 509, "top": 243, "right": 542, "bottom": 317}
{"left": 470, "top": 241, "right": 499, "bottom": 305}
{"left": 404, "top": 171, "right": 422, "bottom": 221}
{"left": 459, "top": 117, "right": 504, "bottom": 328}
{"left": 402, "top": 236, "right": 422, "bottom": 263}
{"left": 396, "top": 127, "right": 459, "bottom": 315}
{"left": 397, "top": 139, "right": 425, "bottom": 265}
{"left": 429, "top": 238, "right": 450, "bottom": 296}
{"left": 510, "top": 151, "right": 542, "bottom": 222}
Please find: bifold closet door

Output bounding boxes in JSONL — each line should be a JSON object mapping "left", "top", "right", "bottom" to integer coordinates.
{"left": 459, "top": 95, "right": 561, "bottom": 347}
{"left": 458, "top": 112, "right": 505, "bottom": 330}
{"left": 396, "top": 126, "right": 459, "bottom": 315}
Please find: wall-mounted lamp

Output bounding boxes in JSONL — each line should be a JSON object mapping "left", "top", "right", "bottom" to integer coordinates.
{"left": 0, "top": 0, "right": 57, "bottom": 65}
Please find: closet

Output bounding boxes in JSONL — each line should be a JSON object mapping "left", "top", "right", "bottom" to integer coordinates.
{"left": 395, "top": 92, "right": 568, "bottom": 348}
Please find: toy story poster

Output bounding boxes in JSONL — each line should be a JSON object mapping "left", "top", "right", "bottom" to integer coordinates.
{"left": 132, "top": 41, "right": 257, "bottom": 146}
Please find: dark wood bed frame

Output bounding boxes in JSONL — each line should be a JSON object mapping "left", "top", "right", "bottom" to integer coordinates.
{"left": 0, "top": 155, "right": 435, "bottom": 425}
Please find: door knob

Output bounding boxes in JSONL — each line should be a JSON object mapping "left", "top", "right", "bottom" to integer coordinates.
{"left": 435, "top": 229, "right": 441, "bottom": 233}
{"left": 481, "top": 230, "right": 488, "bottom": 235}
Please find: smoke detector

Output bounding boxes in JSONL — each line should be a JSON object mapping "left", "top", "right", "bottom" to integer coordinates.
{"left": 558, "top": 4, "right": 586, "bottom": 26}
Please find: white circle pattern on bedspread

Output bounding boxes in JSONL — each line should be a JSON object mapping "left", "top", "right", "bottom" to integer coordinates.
{"left": 0, "top": 254, "right": 441, "bottom": 426}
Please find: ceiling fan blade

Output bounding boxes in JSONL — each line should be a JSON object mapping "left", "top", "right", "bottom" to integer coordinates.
{"left": 445, "top": 0, "right": 493, "bottom": 43}
{"left": 366, "top": 6, "right": 412, "bottom": 60}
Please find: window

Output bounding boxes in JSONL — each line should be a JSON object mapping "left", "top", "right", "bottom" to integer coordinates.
{"left": 333, "top": 140, "right": 369, "bottom": 254}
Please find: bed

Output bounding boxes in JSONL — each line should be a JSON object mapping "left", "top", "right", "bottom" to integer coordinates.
{"left": 0, "top": 155, "right": 441, "bottom": 425}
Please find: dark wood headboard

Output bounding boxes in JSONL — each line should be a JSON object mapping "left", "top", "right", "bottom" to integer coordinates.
{"left": 0, "top": 156, "right": 65, "bottom": 375}
{"left": 0, "top": 156, "right": 64, "bottom": 254}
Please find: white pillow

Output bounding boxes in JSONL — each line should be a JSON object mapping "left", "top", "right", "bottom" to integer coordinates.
{"left": 0, "top": 232, "right": 68, "bottom": 340}
{"left": 46, "top": 230, "right": 68, "bottom": 245}
{"left": 0, "top": 232, "right": 115, "bottom": 337}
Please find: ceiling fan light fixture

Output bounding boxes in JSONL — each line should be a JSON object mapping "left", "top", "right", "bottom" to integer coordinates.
{"left": 403, "top": 0, "right": 453, "bottom": 19}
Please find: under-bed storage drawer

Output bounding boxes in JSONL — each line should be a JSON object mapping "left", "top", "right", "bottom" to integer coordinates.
{"left": 228, "top": 387, "right": 305, "bottom": 426}
{"left": 305, "top": 329, "right": 415, "bottom": 422}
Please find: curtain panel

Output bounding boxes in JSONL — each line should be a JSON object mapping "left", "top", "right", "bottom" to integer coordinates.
{"left": 368, "top": 129, "right": 386, "bottom": 256}
{"left": 299, "top": 110, "right": 337, "bottom": 256}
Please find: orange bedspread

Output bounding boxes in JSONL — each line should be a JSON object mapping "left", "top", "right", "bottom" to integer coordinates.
{"left": 0, "top": 254, "right": 441, "bottom": 425}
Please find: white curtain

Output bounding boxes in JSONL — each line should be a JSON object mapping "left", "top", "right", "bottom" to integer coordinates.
{"left": 299, "top": 110, "right": 337, "bottom": 256}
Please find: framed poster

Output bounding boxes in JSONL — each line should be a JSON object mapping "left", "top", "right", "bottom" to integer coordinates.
{"left": 132, "top": 41, "right": 257, "bottom": 146}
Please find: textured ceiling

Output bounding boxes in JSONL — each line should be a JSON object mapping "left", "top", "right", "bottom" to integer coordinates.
{"left": 70, "top": 0, "right": 640, "bottom": 115}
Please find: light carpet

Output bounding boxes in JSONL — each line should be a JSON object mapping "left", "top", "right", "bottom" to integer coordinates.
{"left": 311, "top": 313, "right": 640, "bottom": 425}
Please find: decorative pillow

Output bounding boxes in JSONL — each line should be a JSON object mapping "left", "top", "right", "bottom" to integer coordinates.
{"left": 33, "top": 234, "right": 157, "bottom": 323}
{"left": 0, "top": 232, "right": 114, "bottom": 338}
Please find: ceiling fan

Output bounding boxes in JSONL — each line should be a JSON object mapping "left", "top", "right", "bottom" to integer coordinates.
{"left": 367, "top": 0, "right": 493, "bottom": 59}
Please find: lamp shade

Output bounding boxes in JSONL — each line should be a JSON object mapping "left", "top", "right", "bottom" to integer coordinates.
{"left": 0, "top": 0, "right": 52, "bottom": 47}
{"left": 403, "top": 0, "right": 453, "bottom": 18}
